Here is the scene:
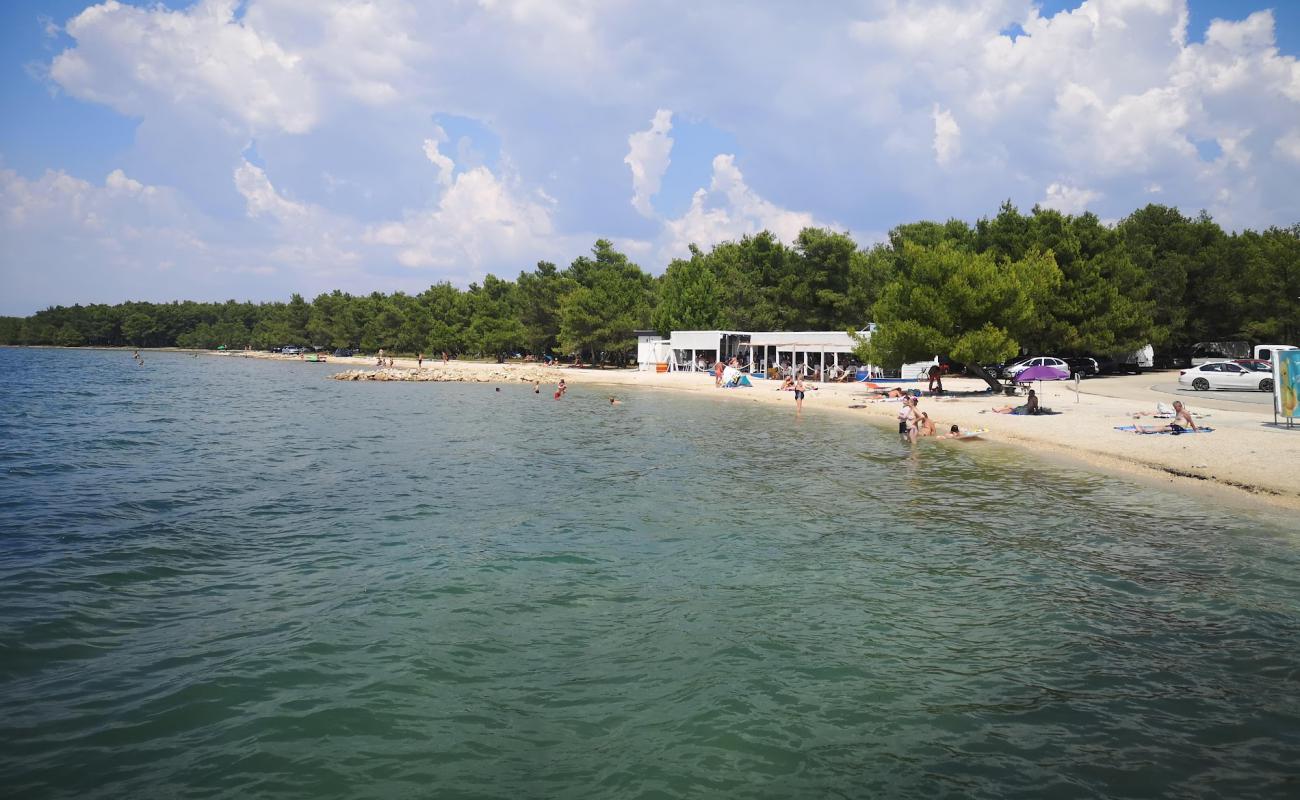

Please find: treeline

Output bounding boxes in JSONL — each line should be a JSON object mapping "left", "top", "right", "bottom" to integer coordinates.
{"left": 2, "top": 204, "right": 1296, "bottom": 365}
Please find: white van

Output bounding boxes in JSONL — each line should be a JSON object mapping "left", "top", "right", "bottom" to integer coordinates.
{"left": 1254, "top": 344, "right": 1297, "bottom": 362}
{"left": 1117, "top": 344, "right": 1154, "bottom": 373}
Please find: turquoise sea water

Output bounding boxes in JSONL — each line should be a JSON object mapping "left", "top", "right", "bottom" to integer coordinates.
{"left": 1, "top": 347, "right": 1298, "bottom": 799}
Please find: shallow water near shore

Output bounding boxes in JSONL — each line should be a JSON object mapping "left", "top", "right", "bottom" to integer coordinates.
{"left": 2, "top": 347, "right": 1298, "bottom": 799}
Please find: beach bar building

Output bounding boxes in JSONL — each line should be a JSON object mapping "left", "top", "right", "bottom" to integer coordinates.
{"left": 665, "top": 328, "right": 873, "bottom": 379}
{"left": 749, "top": 330, "right": 867, "bottom": 380}
{"left": 668, "top": 330, "right": 752, "bottom": 372}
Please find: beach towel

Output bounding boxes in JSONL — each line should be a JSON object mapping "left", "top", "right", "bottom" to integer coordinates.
{"left": 1113, "top": 425, "right": 1215, "bottom": 435}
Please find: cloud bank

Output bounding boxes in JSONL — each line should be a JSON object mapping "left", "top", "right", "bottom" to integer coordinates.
{"left": 1, "top": 0, "right": 1297, "bottom": 312}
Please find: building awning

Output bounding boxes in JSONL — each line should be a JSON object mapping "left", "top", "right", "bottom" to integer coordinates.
{"left": 670, "top": 330, "right": 726, "bottom": 350}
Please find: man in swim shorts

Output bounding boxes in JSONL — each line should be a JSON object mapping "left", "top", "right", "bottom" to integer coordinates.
{"left": 1135, "top": 400, "right": 1198, "bottom": 434}
{"left": 793, "top": 375, "right": 806, "bottom": 412}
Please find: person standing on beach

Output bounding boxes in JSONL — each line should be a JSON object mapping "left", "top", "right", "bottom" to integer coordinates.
{"left": 714, "top": 359, "right": 725, "bottom": 388}
{"left": 442, "top": 351, "right": 449, "bottom": 364}
{"left": 928, "top": 364, "right": 943, "bottom": 394}
{"left": 793, "top": 374, "right": 807, "bottom": 413}
{"left": 418, "top": 352, "right": 423, "bottom": 367}
{"left": 898, "top": 397, "right": 920, "bottom": 443}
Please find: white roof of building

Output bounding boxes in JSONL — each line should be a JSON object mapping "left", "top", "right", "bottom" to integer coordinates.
{"left": 749, "top": 330, "right": 860, "bottom": 350}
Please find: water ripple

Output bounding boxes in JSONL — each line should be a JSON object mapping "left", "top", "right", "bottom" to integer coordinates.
{"left": 0, "top": 348, "right": 1298, "bottom": 799}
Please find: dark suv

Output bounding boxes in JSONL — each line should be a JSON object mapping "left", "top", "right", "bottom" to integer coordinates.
{"left": 1064, "top": 356, "right": 1098, "bottom": 376}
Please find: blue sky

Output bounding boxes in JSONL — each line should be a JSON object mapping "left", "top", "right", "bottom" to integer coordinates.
{"left": 2, "top": 0, "right": 1299, "bottom": 314}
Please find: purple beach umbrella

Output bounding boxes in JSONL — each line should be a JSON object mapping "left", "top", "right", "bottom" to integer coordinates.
{"left": 1015, "top": 365, "right": 1071, "bottom": 382}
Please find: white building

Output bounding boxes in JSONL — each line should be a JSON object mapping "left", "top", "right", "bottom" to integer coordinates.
{"left": 634, "top": 330, "right": 673, "bottom": 371}
{"left": 748, "top": 330, "right": 867, "bottom": 379}
{"left": 664, "top": 328, "right": 875, "bottom": 379}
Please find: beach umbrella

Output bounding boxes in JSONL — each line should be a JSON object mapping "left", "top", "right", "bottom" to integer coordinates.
{"left": 1015, "top": 365, "right": 1070, "bottom": 397}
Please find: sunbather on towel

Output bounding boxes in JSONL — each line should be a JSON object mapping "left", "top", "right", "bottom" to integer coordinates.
{"left": 1133, "top": 400, "right": 1197, "bottom": 433}
{"left": 864, "top": 387, "right": 907, "bottom": 399}
{"left": 992, "top": 389, "right": 1039, "bottom": 415}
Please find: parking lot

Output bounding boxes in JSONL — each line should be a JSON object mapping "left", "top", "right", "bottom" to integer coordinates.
{"left": 1070, "top": 370, "right": 1277, "bottom": 412}
{"left": 1149, "top": 381, "right": 1273, "bottom": 406}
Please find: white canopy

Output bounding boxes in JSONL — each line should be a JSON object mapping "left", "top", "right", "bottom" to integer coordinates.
{"left": 670, "top": 330, "right": 728, "bottom": 351}
{"left": 750, "top": 330, "right": 858, "bottom": 353}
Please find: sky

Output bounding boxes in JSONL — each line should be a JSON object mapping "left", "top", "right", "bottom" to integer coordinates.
{"left": 1, "top": 0, "right": 1299, "bottom": 315}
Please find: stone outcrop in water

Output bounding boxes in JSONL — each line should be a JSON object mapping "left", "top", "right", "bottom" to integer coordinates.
{"left": 331, "top": 367, "right": 551, "bottom": 383}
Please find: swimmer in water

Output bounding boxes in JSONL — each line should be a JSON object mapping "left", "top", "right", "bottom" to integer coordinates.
{"left": 609, "top": 396, "right": 621, "bottom": 405}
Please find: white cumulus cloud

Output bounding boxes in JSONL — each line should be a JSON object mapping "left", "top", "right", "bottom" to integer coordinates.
{"left": 422, "top": 138, "right": 456, "bottom": 187}
{"left": 661, "top": 154, "right": 831, "bottom": 259}
{"left": 624, "top": 109, "right": 674, "bottom": 217}
{"left": 1040, "top": 183, "right": 1102, "bottom": 214}
{"left": 7, "top": 0, "right": 1300, "bottom": 313}
{"left": 50, "top": 0, "right": 319, "bottom": 135}
{"left": 365, "top": 162, "right": 576, "bottom": 275}
{"left": 931, "top": 105, "right": 961, "bottom": 166}
{"left": 234, "top": 161, "right": 308, "bottom": 221}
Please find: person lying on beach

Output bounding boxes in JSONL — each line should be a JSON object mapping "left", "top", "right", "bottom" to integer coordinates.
{"left": 864, "top": 387, "right": 907, "bottom": 399}
{"left": 1132, "top": 400, "right": 1197, "bottom": 434}
{"left": 992, "top": 389, "right": 1039, "bottom": 415}
{"left": 777, "top": 376, "right": 794, "bottom": 391}
{"left": 938, "top": 424, "right": 984, "bottom": 440}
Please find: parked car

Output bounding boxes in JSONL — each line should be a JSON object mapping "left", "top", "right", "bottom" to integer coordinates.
{"left": 1178, "top": 361, "right": 1273, "bottom": 392}
{"left": 281, "top": 346, "right": 303, "bottom": 355}
{"left": 1004, "top": 356, "right": 1071, "bottom": 378}
{"left": 333, "top": 348, "right": 355, "bottom": 358}
{"left": 1233, "top": 359, "right": 1272, "bottom": 373}
{"left": 1064, "top": 356, "right": 1098, "bottom": 376}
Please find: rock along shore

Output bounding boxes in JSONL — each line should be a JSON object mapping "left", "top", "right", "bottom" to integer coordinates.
{"left": 332, "top": 366, "right": 553, "bottom": 383}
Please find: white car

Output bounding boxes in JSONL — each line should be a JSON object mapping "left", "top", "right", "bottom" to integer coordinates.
{"left": 1178, "top": 361, "right": 1274, "bottom": 392}
{"left": 1003, "top": 356, "right": 1071, "bottom": 378}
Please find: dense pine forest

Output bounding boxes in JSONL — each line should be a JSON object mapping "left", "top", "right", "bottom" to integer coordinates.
{"left": 3, "top": 203, "right": 1296, "bottom": 368}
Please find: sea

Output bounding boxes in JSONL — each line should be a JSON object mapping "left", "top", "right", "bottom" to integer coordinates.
{"left": 1, "top": 347, "right": 1298, "bottom": 799}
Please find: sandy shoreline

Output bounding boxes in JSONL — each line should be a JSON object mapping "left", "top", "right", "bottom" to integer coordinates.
{"left": 48, "top": 345, "right": 1293, "bottom": 511}
{"left": 186, "top": 348, "right": 1299, "bottom": 512}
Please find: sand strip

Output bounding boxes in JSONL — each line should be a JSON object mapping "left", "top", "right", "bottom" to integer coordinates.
{"left": 221, "top": 350, "right": 1300, "bottom": 511}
